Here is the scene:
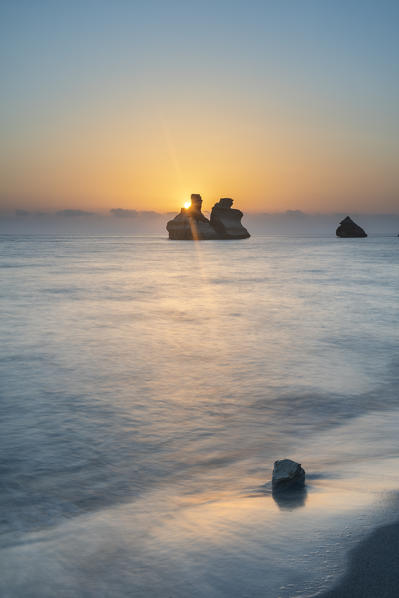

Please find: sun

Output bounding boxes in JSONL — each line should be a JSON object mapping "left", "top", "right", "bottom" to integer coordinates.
{"left": 184, "top": 200, "right": 191, "bottom": 209}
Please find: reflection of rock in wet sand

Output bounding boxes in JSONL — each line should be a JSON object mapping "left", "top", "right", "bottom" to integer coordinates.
{"left": 272, "top": 487, "right": 308, "bottom": 511}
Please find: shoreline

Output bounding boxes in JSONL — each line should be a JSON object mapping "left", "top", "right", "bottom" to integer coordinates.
{"left": 319, "top": 516, "right": 399, "bottom": 597}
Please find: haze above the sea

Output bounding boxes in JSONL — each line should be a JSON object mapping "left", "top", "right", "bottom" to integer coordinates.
{"left": 1, "top": 209, "right": 398, "bottom": 236}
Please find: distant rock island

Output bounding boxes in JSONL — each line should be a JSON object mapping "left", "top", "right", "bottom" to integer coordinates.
{"left": 166, "top": 194, "right": 250, "bottom": 240}
{"left": 336, "top": 216, "right": 367, "bottom": 238}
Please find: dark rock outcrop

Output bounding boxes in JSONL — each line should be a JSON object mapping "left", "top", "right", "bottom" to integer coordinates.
{"left": 166, "top": 194, "right": 219, "bottom": 240}
{"left": 210, "top": 198, "right": 250, "bottom": 239}
{"left": 166, "top": 194, "right": 250, "bottom": 240}
{"left": 272, "top": 459, "right": 305, "bottom": 491}
{"left": 336, "top": 216, "right": 367, "bottom": 238}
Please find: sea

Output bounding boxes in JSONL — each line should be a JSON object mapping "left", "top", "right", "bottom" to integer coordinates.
{"left": 0, "top": 234, "right": 398, "bottom": 598}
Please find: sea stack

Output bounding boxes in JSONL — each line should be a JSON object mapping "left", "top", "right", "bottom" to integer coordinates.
{"left": 166, "top": 194, "right": 219, "bottom": 240}
{"left": 166, "top": 195, "right": 250, "bottom": 240}
{"left": 336, "top": 216, "right": 367, "bottom": 238}
{"left": 210, "top": 198, "right": 250, "bottom": 239}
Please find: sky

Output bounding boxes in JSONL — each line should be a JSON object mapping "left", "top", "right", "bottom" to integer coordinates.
{"left": 0, "top": 0, "right": 398, "bottom": 215}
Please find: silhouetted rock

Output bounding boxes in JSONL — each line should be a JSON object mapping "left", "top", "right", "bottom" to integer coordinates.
{"left": 210, "top": 198, "right": 250, "bottom": 239}
{"left": 166, "top": 194, "right": 250, "bottom": 240}
{"left": 166, "top": 194, "right": 219, "bottom": 240}
{"left": 336, "top": 216, "right": 367, "bottom": 238}
{"left": 272, "top": 459, "right": 305, "bottom": 491}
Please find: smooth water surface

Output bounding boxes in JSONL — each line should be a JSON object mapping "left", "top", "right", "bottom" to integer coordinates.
{"left": 0, "top": 235, "right": 398, "bottom": 597}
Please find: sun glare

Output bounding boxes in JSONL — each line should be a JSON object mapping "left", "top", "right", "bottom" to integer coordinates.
{"left": 184, "top": 200, "right": 191, "bottom": 209}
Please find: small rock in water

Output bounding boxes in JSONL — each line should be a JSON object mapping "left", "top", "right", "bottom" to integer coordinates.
{"left": 272, "top": 459, "right": 305, "bottom": 490}
{"left": 336, "top": 216, "right": 367, "bottom": 238}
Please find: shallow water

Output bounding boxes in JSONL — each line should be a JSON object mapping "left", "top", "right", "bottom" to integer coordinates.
{"left": 0, "top": 234, "right": 398, "bottom": 597}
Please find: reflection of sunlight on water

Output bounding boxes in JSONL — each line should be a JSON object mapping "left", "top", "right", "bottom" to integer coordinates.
{"left": 1, "top": 236, "right": 398, "bottom": 597}
{"left": 1, "top": 469, "right": 396, "bottom": 598}
{"left": 2, "top": 407, "right": 399, "bottom": 598}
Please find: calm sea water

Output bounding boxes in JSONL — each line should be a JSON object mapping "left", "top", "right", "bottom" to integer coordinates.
{"left": 0, "top": 234, "right": 398, "bottom": 597}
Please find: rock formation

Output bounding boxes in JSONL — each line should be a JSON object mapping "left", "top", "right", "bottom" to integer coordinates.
{"left": 336, "top": 216, "right": 367, "bottom": 238}
{"left": 166, "top": 194, "right": 250, "bottom": 240}
{"left": 272, "top": 459, "right": 305, "bottom": 491}
{"left": 166, "top": 194, "right": 219, "bottom": 240}
{"left": 210, "top": 198, "right": 250, "bottom": 239}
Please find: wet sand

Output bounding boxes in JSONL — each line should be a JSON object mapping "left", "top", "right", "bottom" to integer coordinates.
{"left": 320, "top": 520, "right": 399, "bottom": 597}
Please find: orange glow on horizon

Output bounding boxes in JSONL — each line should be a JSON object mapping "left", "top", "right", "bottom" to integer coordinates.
{"left": 1, "top": 100, "right": 398, "bottom": 215}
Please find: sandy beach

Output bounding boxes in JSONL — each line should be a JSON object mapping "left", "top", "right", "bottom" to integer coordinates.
{"left": 321, "top": 517, "right": 399, "bottom": 597}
